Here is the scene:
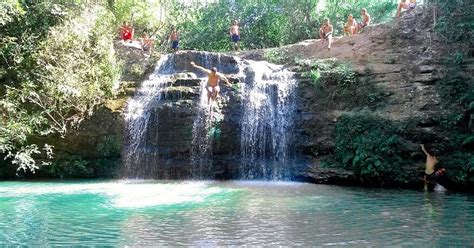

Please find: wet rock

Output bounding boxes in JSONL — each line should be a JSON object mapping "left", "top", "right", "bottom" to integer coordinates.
{"left": 173, "top": 78, "right": 202, "bottom": 87}
{"left": 413, "top": 73, "right": 440, "bottom": 83}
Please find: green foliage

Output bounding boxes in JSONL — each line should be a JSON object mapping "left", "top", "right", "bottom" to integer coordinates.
{"left": 0, "top": 2, "right": 121, "bottom": 173}
{"left": 297, "top": 58, "right": 383, "bottom": 108}
{"left": 438, "top": 51, "right": 474, "bottom": 117}
{"left": 109, "top": 0, "right": 167, "bottom": 35}
{"left": 46, "top": 155, "right": 92, "bottom": 178}
{"left": 263, "top": 48, "right": 288, "bottom": 64}
{"left": 331, "top": 112, "right": 412, "bottom": 184}
{"left": 428, "top": 0, "right": 474, "bottom": 42}
{"left": 439, "top": 151, "right": 474, "bottom": 184}
{"left": 426, "top": 0, "right": 474, "bottom": 186}
{"left": 328, "top": 111, "right": 473, "bottom": 186}
{"left": 129, "top": 64, "right": 145, "bottom": 79}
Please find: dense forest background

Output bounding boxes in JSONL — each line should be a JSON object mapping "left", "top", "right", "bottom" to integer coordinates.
{"left": 0, "top": 0, "right": 472, "bottom": 180}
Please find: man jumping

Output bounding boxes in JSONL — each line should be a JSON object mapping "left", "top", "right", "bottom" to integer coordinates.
{"left": 190, "top": 61, "right": 231, "bottom": 104}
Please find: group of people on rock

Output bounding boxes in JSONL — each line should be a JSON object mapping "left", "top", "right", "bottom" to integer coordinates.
{"left": 117, "top": 19, "right": 240, "bottom": 53}
{"left": 118, "top": 22, "right": 180, "bottom": 54}
{"left": 118, "top": 0, "right": 417, "bottom": 53}
{"left": 319, "top": 0, "right": 416, "bottom": 50}
{"left": 319, "top": 8, "right": 371, "bottom": 50}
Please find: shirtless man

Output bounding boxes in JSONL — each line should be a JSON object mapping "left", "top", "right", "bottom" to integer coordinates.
{"left": 169, "top": 28, "right": 179, "bottom": 51}
{"left": 229, "top": 20, "right": 240, "bottom": 51}
{"left": 319, "top": 18, "right": 333, "bottom": 50}
{"left": 141, "top": 32, "right": 154, "bottom": 54}
{"left": 190, "top": 61, "right": 231, "bottom": 104}
{"left": 357, "top": 8, "right": 371, "bottom": 33}
{"left": 421, "top": 144, "right": 446, "bottom": 191}
{"left": 344, "top": 15, "right": 357, "bottom": 36}
{"left": 396, "top": 0, "right": 417, "bottom": 17}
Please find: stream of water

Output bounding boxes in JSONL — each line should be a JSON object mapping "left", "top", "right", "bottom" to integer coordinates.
{"left": 239, "top": 61, "right": 297, "bottom": 179}
{"left": 122, "top": 52, "right": 298, "bottom": 180}
{"left": 123, "top": 54, "right": 174, "bottom": 178}
{"left": 1, "top": 180, "right": 472, "bottom": 246}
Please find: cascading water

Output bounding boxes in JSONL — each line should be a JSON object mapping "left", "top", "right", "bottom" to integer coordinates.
{"left": 239, "top": 61, "right": 297, "bottom": 180}
{"left": 122, "top": 51, "right": 297, "bottom": 180}
{"left": 190, "top": 53, "right": 224, "bottom": 179}
{"left": 123, "top": 54, "right": 175, "bottom": 178}
{"left": 189, "top": 73, "right": 213, "bottom": 178}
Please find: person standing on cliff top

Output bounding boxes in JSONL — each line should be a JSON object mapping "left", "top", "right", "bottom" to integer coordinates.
{"left": 357, "top": 8, "right": 371, "bottom": 33}
{"left": 190, "top": 61, "right": 231, "bottom": 105}
{"left": 169, "top": 28, "right": 179, "bottom": 52}
{"left": 319, "top": 18, "right": 333, "bottom": 50}
{"left": 229, "top": 20, "right": 240, "bottom": 52}
{"left": 421, "top": 144, "right": 446, "bottom": 191}
{"left": 141, "top": 32, "right": 154, "bottom": 55}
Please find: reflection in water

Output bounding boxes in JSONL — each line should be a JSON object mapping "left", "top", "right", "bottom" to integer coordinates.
{"left": 0, "top": 181, "right": 473, "bottom": 246}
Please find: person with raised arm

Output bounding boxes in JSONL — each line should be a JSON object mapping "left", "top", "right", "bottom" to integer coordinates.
{"left": 421, "top": 144, "right": 446, "bottom": 191}
{"left": 190, "top": 61, "right": 231, "bottom": 104}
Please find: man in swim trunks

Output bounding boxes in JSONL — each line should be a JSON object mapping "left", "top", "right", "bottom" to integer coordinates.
{"left": 344, "top": 15, "right": 357, "bottom": 36}
{"left": 319, "top": 18, "right": 333, "bottom": 50}
{"left": 229, "top": 20, "right": 240, "bottom": 51}
{"left": 421, "top": 144, "right": 446, "bottom": 191}
{"left": 169, "top": 28, "right": 179, "bottom": 51}
{"left": 190, "top": 61, "right": 231, "bottom": 104}
{"left": 357, "top": 8, "right": 371, "bottom": 33}
{"left": 141, "top": 32, "right": 154, "bottom": 54}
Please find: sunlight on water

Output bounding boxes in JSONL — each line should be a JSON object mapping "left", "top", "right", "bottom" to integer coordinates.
{"left": 0, "top": 181, "right": 227, "bottom": 208}
{"left": 108, "top": 181, "right": 226, "bottom": 208}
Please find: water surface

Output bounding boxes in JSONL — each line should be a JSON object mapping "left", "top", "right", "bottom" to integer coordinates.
{"left": 0, "top": 180, "right": 473, "bottom": 246}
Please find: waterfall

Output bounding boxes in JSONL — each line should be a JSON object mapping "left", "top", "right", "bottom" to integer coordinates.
{"left": 122, "top": 51, "right": 297, "bottom": 180}
{"left": 239, "top": 61, "right": 297, "bottom": 180}
{"left": 189, "top": 75, "right": 213, "bottom": 178}
{"left": 122, "top": 54, "right": 174, "bottom": 178}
